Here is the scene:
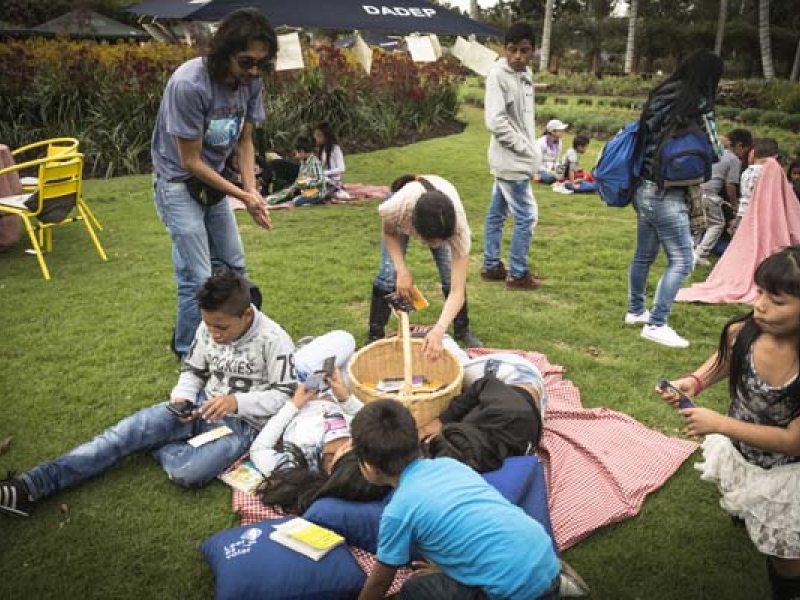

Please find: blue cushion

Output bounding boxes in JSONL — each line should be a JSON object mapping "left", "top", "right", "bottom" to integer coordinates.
{"left": 304, "top": 496, "right": 388, "bottom": 555}
{"left": 200, "top": 516, "right": 366, "bottom": 600}
{"left": 304, "top": 457, "right": 551, "bottom": 556}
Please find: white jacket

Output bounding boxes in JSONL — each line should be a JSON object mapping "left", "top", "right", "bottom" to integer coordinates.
{"left": 484, "top": 58, "right": 540, "bottom": 180}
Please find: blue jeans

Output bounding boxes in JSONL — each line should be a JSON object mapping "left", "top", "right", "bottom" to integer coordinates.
{"left": 21, "top": 392, "right": 258, "bottom": 501}
{"left": 400, "top": 572, "right": 560, "bottom": 600}
{"left": 483, "top": 178, "right": 538, "bottom": 278}
{"left": 154, "top": 175, "right": 248, "bottom": 356}
{"left": 373, "top": 235, "right": 451, "bottom": 293}
{"left": 628, "top": 181, "right": 693, "bottom": 327}
{"left": 537, "top": 170, "right": 558, "bottom": 185}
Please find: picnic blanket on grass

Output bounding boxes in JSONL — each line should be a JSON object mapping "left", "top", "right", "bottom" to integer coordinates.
{"left": 228, "top": 183, "right": 388, "bottom": 211}
{"left": 230, "top": 347, "right": 697, "bottom": 589}
{"left": 676, "top": 158, "right": 800, "bottom": 304}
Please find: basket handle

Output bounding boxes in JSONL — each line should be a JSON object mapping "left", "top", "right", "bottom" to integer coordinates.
{"left": 398, "top": 311, "right": 413, "bottom": 396}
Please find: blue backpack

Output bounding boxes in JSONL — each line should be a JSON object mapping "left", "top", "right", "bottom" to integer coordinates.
{"left": 654, "top": 122, "right": 714, "bottom": 188}
{"left": 593, "top": 121, "right": 643, "bottom": 208}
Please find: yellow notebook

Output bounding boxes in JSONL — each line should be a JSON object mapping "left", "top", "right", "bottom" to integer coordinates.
{"left": 288, "top": 522, "right": 344, "bottom": 551}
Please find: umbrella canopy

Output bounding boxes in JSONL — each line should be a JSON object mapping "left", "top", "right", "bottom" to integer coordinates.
{"left": 32, "top": 9, "right": 149, "bottom": 40}
{"left": 128, "top": 0, "right": 501, "bottom": 37}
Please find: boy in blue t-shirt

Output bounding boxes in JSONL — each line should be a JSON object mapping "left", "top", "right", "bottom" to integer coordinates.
{"left": 351, "top": 399, "right": 560, "bottom": 600}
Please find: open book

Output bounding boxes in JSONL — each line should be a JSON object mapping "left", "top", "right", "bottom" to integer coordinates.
{"left": 269, "top": 517, "right": 345, "bottom": 561}
{"left": 218, "top": 460, "right": 264, "bottom": 495}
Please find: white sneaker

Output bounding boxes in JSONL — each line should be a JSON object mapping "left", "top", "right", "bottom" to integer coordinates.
{"left": 694, "top": 253, "right": 710, "bottom": 267}
{"left": 624, "top": 309, "right": 650, "bottom": 325}
{"left": 641, "top": 324, "right": 690, "bottom": 348}
{"left": 559, "top": 559, "right": 590, "bottom": 597}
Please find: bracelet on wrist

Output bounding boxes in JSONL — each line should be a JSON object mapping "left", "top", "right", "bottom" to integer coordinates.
{"left": 685, "top": 373, "right": 704, "bottom": 394}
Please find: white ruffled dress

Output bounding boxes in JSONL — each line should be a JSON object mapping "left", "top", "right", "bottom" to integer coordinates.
{"left": 694, "top": 351, "right": 800, "bottom": 558}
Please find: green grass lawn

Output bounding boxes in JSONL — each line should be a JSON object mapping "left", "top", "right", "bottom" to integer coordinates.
{"left": 0, "top": 105, "right": 767, "bottom": 599}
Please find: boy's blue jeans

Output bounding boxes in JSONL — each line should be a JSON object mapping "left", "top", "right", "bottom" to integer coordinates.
{"left": 153, "top": 175, "right": 248, "bottom": 357}
{"left": 483, "top": 178, "right": 538, "bottom": 279}
{"left": 21, "top": 392, "right": 258, "bottom": 501}
{"left": 373, "top": 235, "right": 452, "bottom": 292}
{"left": 628, "top": 181, "right": 693, "bottom": 327}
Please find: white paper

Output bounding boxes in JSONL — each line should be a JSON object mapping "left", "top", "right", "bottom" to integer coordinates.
{"left": 428, "top": 34, "right": 442, "bottom": 59}
{"left": 275, "top": 32, "right": 304, "bottom": 72}
{"left": 405, "top": 35, "right": 437, "bottom": 63}
{"left": 462, "top": 40, "right": 498, "bottom": 77}
{"left": 452, "top": 36, "right": 470, "bottom": 61}
{"left": 353, "top": 33, "right": 373, "bottom": 74}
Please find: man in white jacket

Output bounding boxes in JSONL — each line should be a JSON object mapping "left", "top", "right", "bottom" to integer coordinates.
{"left": 481, "top": 22, "right": 542, "bottom": 291}
{"left": 0, "top": 273, "right": 296, "bottom": 517}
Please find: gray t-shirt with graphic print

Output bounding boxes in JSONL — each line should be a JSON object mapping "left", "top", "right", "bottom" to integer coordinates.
{"left": 151, "top": 57, "right": 265, "bottom": 181}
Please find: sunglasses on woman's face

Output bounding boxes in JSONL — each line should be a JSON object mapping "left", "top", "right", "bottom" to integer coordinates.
{"left": 235, "top": 55, "right": 273, "bottom": 72}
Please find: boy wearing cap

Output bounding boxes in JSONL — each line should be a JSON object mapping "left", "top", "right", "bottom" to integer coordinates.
{"left": 535, "top": 119, "right": 570, "bottom": 184}
{"left": 367, "top": 174, "right": 482, "bottom": 359}
{"left": 482, "top": 22, "right": 542, "bottom": 291}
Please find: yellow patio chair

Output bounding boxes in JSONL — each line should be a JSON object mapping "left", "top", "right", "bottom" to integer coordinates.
{"left": 11, "top": 137, "right": 103, "bottom": 232}
{"left": 0, "top": 152, "right": 107, "bottom": 280}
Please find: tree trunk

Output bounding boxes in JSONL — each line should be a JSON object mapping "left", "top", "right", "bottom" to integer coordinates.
{"left": 624, "top": 0, "right": 638, "bottom": 74}
{"left": 758, "top": 0, "right": 774, "bottom": 80}
{"left": 714, "top": 0, "right": 728, "bottom": 55}
{"left": 791, "top": 35, "right": 800, "bottom": 83}
{"left": 539, "top": 0, "right": 555, "bottom": 72}
{"left": 469, "top": 0, "right": 478, "bottom": 19}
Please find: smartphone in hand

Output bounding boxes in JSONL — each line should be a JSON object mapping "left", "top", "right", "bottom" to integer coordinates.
{"left": 322, "top": 356, "right": 336, "bottom": 377}
{"left": 167, "top": 399, "right": 196, "bottom": 419}
{"left": 658, "top": 378, "right": 695, "bottom": 409}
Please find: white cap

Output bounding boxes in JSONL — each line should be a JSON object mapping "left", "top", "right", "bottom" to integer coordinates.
{"left": 546, "top": 119, "right": 569, "bottom": 132}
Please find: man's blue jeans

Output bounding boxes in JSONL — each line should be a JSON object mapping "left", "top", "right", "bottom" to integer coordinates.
{"left": 21, "top": 392, "right": 258, "bottom": 501}
{"left": 628, "top": 181, "right": 693, "bottom": 327}
{"left": 400, "top": 572, "right": 560, "bottom": 600}
{"left": 373, "top": 235, "right": 451, "bottom": 293}
{"left": 154, "top": 175, "right": 248, "bottom": 357}
{"left": 483, "top": 178, "right": 538, "bottom": 278}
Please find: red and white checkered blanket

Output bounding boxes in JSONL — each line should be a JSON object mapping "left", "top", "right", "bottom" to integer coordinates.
{"left": 466, "top": 348, "right": 698, "bottom": 551}
{"left": 230, "top": 347, "right": 697, "bottom": 588}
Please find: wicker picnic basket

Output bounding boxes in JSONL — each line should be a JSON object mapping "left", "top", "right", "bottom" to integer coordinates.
{"left": 347, "top": 335, "right": 463, "bottom": 427}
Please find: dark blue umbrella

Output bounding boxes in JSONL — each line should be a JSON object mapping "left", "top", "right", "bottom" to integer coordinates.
{"left": 128, "top": 0, "right": 501, "bottom": 37}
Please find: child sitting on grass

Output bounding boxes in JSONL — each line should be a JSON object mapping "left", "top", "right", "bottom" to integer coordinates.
{"left": 559, "top": 134, "right": 597, "bottom": 194}
{"left": 352, "top": 399, "right": 560, "bottom": 600}
{"left": 729, "top": 137, "right": 780, "bottom": 236}
{"left": 267, "top": 136, "right": 326, "bottom": 207}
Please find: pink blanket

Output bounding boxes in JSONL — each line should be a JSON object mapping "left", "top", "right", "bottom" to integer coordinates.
{"left": 467, "top": 348, "right": 698, "bottom": 551}
{"left": 677, "top": 158, "right": 800, "bottom": 304}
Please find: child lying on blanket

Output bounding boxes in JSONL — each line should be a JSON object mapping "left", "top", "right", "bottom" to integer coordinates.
{"left": 252, "top": 333, "right": 389, "bottom": 514}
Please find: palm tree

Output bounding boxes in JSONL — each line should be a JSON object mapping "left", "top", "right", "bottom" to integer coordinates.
{"left": 624, "top": 0, "right": 638, "bottom": 74}
{"left": 539, "top": 0, "right": 555, "bottom": 72}
{"left": 469, "top": 0, "right": 478, "bottom": 19}
{"left": 758, "top": 0, "right": 774, "bottom": 80}
{"left": 791, "top": 35, "right": 800, "bottom": 83}
{"left": 714, "top": 0, "right": 728, "bottom": 55}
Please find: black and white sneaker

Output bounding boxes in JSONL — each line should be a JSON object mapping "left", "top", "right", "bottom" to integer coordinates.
{"left": 0, "top": 473, "right": 34, "bottom": 517}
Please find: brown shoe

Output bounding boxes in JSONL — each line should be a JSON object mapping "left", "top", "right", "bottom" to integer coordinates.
{"left": 505, "top": 271, "right": 542, "bottom": 290}
{"left": 480, "top": 262, "right": 507, "bottom": 282}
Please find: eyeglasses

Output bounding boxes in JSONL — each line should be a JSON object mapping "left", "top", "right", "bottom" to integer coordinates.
{"left": 235, "top": 55, "right": 273, "bottom": 72}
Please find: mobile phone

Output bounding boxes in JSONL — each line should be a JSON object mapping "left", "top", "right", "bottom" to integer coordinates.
{"left": 167, "top": 399, "right": 195, "bottom": 419}
{"left": 304, "top": 371, "right": 325, "bottom": 392}
{"left": 322, "top": 356, "right": 336, "bottom": 377}
{"left": 658, "top": 378, "right": 696, "bottom": 409}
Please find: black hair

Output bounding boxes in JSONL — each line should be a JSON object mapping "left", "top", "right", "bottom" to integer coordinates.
{"left": 196, "top": 272, "right": 251, "bottom": 316}
{"left": 256, "top": 445, "right": 390, "bottom": 515}
{"left": 789, "top": 159, "right": 800, "bottom": 174}
{"left": 205, "top": 8, "right": 278, "bottom": 84}
{"left": 314, "top": 122, "right": 338, "bottom": 169}
{"left": 504, "top": 22, "right": 535, "bottom": 47}
{"left": 753, "top": 137, "right": 779, "bottom": 159}
{"left": 573, "top": 134, "right": 590, "bottom": 150}
{"left": 412, "top": 190, "right": 456, "bottom": 241}
{"left": 714, "top": 246, "right": 800, "bottom": 403}
{"left": 390, "top": 174, "right": 416, "bottom": 194}
{"left": 422, "top": 423, "right": 504, "bottom": 473}
{"left": 351, "top": 399, "right": 420, "bottom": 477}
{"left": 728, "top": 128, "right": 753, "bottom": 149}
{"left": 644, "top": 49, "right": 723, "bottom": 121}
{"left": 294, "top": 136, "right": 315, "bottom": 154}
